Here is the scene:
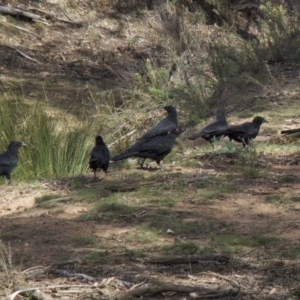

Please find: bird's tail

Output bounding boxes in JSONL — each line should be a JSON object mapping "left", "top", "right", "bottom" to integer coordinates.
{"left": 112, "top": 151, "right": 136, "bottom": 162}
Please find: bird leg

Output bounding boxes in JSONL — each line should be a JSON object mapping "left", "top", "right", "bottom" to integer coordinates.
{"left": 157, "top": 161, "right": 167, "bottom": 171}
{"left": 138, "top": 158, "right": 146, "bottom": 169}
{"left": 93, "top": 170, "right": 97, "bottom": 180}
{"left": 5, "top": 175, "right": 11, "bottom": 185}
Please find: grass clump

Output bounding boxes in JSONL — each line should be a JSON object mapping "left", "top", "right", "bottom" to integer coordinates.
{"left": 149, "top": 215, "right": 204, "bottom": 236}
{"left": 124, "top": 249, "right": 145, "bottom": 259}
{"left": 127, "top": 228, "right": 159, "bottom": 244}
{"left": 163, "top": 241, "right": 199, "bottom": 255}
{"left": 71, "top": 236, "right": 96, "bottom": 246}
{"left": 86, "top": 251, "right": 116, "bottom": 265}
{"left": 35, "top": 194, "right": 68, "bottom": 208}
{"left": 0, "top": 240, "right": 24, "bottom": 289}
{"left": 236, "top": 144, "right": 263, "bottom": 179}
{"left": 83, "top": 199, "right": 138, "bottom": 222}
{"left": 22, "top": 106, "right": 93, "bottom": 179}
{"left": 212, "top": 233, "right": 280, "bottom": 250}
{"left": 278, "top": 174, "right": 299, "bottom": 184}
{"left": 0, "top": 97, "right": 107, "bottom": 181}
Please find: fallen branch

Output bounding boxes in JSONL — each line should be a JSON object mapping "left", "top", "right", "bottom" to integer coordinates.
{"left": 15, "top": 48, "right": 42, "bottom": 64}
{"left": 146, "top": 254, "right": 230, "bottom": 265}
{"left": 28, "top": 7, "right": 84, "bottom": 27}
{"left": 7, "top": 285, "right": 93, "bottom": 300}
{"left": 114, "top": 281, "right": 240, "bottom": 300}
{"left": 6, "top": 46, "right": 42, "bottom": 64}
{"left": 0, "top": 5, "right": 47, "bottom": 23}
{"left": 198, "top": 271, "right": 245, "bottom": 290}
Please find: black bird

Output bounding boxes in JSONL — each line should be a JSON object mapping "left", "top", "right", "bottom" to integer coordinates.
{"left": 112, "top": 128, "right": 183, "bottom": 168}
{"left": 0, "top": 141, "right": 25, "bottom": 183}
{"left": 89, "top": 135, "right": 110, "bottom": 179}
{"left": 220, "top": 116, "right": 268, "bottom": 147}
{"left": 189, "top": 109, "right": 228, "bottom": 144}
{"left": 127, "top": 105, "right": 179, "bottom": 167}
{"left": 140, "top": 105, "right": 178, "bottom": 140}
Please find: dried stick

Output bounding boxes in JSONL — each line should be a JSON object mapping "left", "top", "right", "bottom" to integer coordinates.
{"left": 7, "top": 285, "right": 93, "bottom": 300}
{"left": 6, "top": 46, "right": 42, "bottom": 64}
{"left": 108, "top": 129, "right": 136, "bottom": 149}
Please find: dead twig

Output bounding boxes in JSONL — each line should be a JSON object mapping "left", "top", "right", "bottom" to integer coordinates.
{"left": 15, "top": 48, "right": 42, "bottom": 64}
{"left": 50, "top": 269, "right": 96, "bottom": 281}
{"left": 7, "top": 46, "right": 42, "bottom": 64}
{"left": 7, "top": 285, "right": 93, "bottom": 300}
{"left": 106, "top": 181, "right": 160, "bottom": 193}
{"left": 108, "top": 129, "right": 136, "bottom": 149}
{"left": 58, "top": 6, "right": 73, "bottom": 22}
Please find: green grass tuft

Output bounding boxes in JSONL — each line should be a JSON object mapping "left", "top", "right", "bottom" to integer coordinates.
{"left": 163, "top": 241, "right": 199, "bottom": 255}
{"left": 71, "top": 236, "right": 96, "bottom": 246}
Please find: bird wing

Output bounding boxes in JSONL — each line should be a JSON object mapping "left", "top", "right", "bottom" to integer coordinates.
{"left": 135, "top": 134, "right": 175, "bottom": 154}
{"left": 0, "top": 152, "right": 17, "bottom": 167}
{"left": 140, "top": 117, "right": 177, "bottom": 140}
{"left": 90, "top": 145, "right": 110, "bottom": 163}
{"left": 112, "top": 133, "right": 176, "bottom": 161}
{"left": 189, "top": 120, "right": 228, "bottom": 140}
{"left": 221, "top": 121, "right": 261, "bottom": 140}
{"left": 140, "top": 106, "right": 178, "bottom": 140}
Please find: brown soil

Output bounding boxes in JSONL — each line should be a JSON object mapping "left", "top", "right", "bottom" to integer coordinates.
{"left": 0, "top": 152, "right": 300, "bottom": 299}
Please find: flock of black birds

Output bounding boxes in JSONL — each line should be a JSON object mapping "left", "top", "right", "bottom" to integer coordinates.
{"left": 0, "top": 104, "right": 297, "bottom": 182}
{"left": 89, "top": 105, "right": 182, "bottom": 178}
{"left": 88, "top": 105, "right": 270, "bottom": 179}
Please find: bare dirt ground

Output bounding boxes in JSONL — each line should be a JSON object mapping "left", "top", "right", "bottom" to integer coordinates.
{"left": 0, "top": 1, "right": 300, "bottom": 299}
{"left": 0, "top": 150, "right": 300, "bottom": 299}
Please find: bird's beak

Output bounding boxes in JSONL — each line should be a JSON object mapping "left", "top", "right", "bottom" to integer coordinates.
{"left": 264, "top": 119, "right": 268, "bottom": 123}
{"left": 22, "top": 142, "right": 27, "bottom": 147}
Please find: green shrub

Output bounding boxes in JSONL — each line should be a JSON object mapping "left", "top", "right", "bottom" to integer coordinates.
{"left": 0, "top": 97, "right": 99, "bottom": 181}
{"left": 209, "top": 3, "right": 300, "bottom": 90}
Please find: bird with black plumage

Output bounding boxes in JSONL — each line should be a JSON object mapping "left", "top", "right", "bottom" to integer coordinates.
{"left": 219, "top": 116, "right": 268, "bottom": 147}
{"left": 89, "top": 135, "right": 110, "bottom": 179}
{"left": 139, "top": 105, "right": 178, "bottom": 140}
{"left": 112, "top": 127, "right": 184, "bottom": 169}
{"left": 112, "top": 105, "right": 180, "bottom": 169}
{"left": 189, "top": 109, "right": 228, "bottom": 145}
{"left": 0, "top": 141, "right": 26, "bottom": 184}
